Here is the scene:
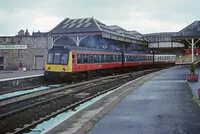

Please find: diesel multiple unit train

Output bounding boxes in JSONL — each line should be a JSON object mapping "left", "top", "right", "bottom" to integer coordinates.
{"left": 44, "top": 46, "right": 176, "bottom": 79}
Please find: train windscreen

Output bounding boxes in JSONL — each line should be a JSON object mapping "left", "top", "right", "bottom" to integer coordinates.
{"left": 47, "top": 52, "right": 69, "bottom": 64}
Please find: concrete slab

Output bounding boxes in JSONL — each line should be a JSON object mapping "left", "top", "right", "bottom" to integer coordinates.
{"left": 88, "top": 67, "right": 200, "bottom": 134}
{"left": 0, "top": 70, "right": 44, "bottom": 94}
{"left": 0, "top": 70, "right": 43, "bottom": 81}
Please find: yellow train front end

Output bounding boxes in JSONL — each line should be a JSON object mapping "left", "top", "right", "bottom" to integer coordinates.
{"left": 44, "top": 46, "right": 73, "bottom": 79}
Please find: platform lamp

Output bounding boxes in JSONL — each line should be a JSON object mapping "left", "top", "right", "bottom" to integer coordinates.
{"left": 151, "top": 50, "right": 155, "bottom": 65}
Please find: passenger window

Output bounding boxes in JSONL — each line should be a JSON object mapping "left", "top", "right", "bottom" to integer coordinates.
{"left": 109, "top": 55, "right": 112, "bottom": 62}
{"left": 107, "top": 55, "right": 110, "bottom": 62}
{"left": 61, "top": 53, "right": 69, "bottom": 64}
{"left": 80, "top": 54, "right": 84, "bottom": 63}
{"left": 113, "top": 55, "right": 116, "bottom": 62}
{"left": 94, "top": 55, "right": 97, "bottom": 63}
{"left": 135, "top": 56, "right": 138, "bottom": 61}
{"left": 77, "top": 54, "right": 81, "bottom": 64}
{"left": 133, "top": 56, "right": 135, "bottom": 61}
{"left": 96, "top": 55, "right": 99, "bottom": 63}
{"left": 88, "top": 54, "right": 92, "bottom": 63}
{"left": 104, "top": 55, "right": 107, "bottom": 62}
{"left": 84, "top": 54, "right": 88, "bottom": 63}
{"left": 99, "top": 55, "right": 101, "bottom": 63}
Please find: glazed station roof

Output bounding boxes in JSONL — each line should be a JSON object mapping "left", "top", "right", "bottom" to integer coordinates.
{"left": 50, "top": 17, "right": 146, "bottom": 43}
{"left": 172, "top": 21, "right": 200, "bottom": 40}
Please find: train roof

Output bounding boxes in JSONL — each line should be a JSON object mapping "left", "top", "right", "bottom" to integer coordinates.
{"left": 51, "top": 46, "right": 151, "bottom": 54}
{"left": 49, "top": 46, "right": 176, "bottom": 56}
{"left": 155, "top": 54, "right": 176, "bottom": 56}
{"left": 123, "top": 51, "right": 148, "bottom": 54}
{"left": 50, "top": 46, "right": 122, "bottom": 53}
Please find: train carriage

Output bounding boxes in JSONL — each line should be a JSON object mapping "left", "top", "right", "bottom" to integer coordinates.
{"left": 123, "top": 51, "right": 154, "bottom": 67}
{"left": 74, "top": 50, "right": 122, "bottom": 72}
{"left": 44, "top": 46, "right": 176, "bottom": 80}
{"left": 154, "top": 54, "right": 176, "bottom": 66}
{"left": 44, "top": 46, "right": 123, "bottom": 78}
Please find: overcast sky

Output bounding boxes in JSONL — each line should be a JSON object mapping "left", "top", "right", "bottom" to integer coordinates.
{"left": 0, "top": 0, "right": 199, "bottom": 35}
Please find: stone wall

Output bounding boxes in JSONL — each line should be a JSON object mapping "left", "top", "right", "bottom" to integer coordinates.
{"left": 0, "top": 36, "right": 52, "bottom": 70}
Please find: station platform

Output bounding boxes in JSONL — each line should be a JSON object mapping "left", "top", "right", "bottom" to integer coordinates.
{"left": 0, "top": 70, "right": 43, "bottom": 81}
{"left": 47, "top": 66, "right": 200, "bottom": 134}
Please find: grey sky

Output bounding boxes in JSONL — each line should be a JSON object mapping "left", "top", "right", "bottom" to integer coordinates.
{"left": 0, "top": 0, "right": 199, "bottom": 35}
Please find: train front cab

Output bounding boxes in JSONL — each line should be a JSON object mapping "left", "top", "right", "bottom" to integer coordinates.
{"left": 44, "top": 49, "right": 73, "bottom": 78}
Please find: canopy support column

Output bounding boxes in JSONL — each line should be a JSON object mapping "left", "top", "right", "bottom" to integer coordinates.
{"left": 74, "top": 36, "right": 88, "bottom": 47}
{"left": 192, "top": 39, "right": 194, "bottom": 63}
{"left": 185, "top": 38, "right": 200, "bottom": 63}
{"left": 52, "top": 35, "right": 88, "bottom": 47}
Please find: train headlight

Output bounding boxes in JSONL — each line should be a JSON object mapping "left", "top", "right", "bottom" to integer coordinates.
{"left": 63, "top": 68, "right": 65, "bottom": 71}
{"left": 48, "top": 67, "right": 51, "bottom": 70}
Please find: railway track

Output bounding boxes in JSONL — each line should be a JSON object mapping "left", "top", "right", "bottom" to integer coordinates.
{"left": 0, "top": 84, "right": 65, "bottom": 101}
{"left": 0, "top": 69, "right": 160, "bottom": 134}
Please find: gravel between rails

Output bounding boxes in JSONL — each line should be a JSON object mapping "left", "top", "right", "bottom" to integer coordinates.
{"left": 0, "top": 70, "right": 150, "bottom": 106}
{"left": 0, "top": 78, "right": 122, "bottom": 116}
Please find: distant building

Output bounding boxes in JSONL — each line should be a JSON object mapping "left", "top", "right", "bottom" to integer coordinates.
{"left": 17, "top": 29, "right": 25, "bottom": 36}
{"left": 0, "top": 29, "right": 52, "bottom": 70}
{"left": 32, "top": 31, "right": 48, "bottom": 37}
{"left": 25, "top": 29, "right": 30, "bottom": 36}
{"left": 17, "top": 29, "right": 30, "bottom": 37}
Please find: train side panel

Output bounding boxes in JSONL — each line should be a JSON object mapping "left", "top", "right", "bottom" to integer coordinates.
{"left": 72, "top": 51, "right": 122, "bottom": 72}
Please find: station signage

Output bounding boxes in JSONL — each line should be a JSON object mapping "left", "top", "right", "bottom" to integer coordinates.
{"left": 0, "top": 45, "right": 27, "bottom": 49}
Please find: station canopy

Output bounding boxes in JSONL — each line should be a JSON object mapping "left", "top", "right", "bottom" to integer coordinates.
{"left": 172, "top": 21, "right": 200, "bottom": 47}
{"left": 172, "top": 21, "right": 200, "bottom": 63}
{"left": 50, "top": 17, "right": 146, "bottom": 44}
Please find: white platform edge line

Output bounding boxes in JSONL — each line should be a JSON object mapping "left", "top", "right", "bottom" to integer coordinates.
{"left": 0, "top": 74, "right": 44, "bottom": 82}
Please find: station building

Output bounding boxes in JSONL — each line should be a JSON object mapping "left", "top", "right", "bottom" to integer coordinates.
{"left": 50, "top": 17, "right": 148, "bottom": 51}
{"left": 0, "top": 30, "right": 52, "bottom": 70}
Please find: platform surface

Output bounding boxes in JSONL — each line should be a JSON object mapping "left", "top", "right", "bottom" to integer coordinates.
{"left": 0, "top": 70, "right": 43, "bottom": 81}
{"left": 88, "top": 67, "right": 200, "bottom": 134}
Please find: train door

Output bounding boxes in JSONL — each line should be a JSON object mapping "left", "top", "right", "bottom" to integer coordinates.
{"left": 72, "top": 52, "right": 76, "bottom": 72}
{"left": 89, "top": 54, "right": 94, "bottom": 70}
{"left": 121, "top": 51, "right": 124, "bottom": 67}
{"left": 0, "top": 57, "right": 4, "bottom": 70}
